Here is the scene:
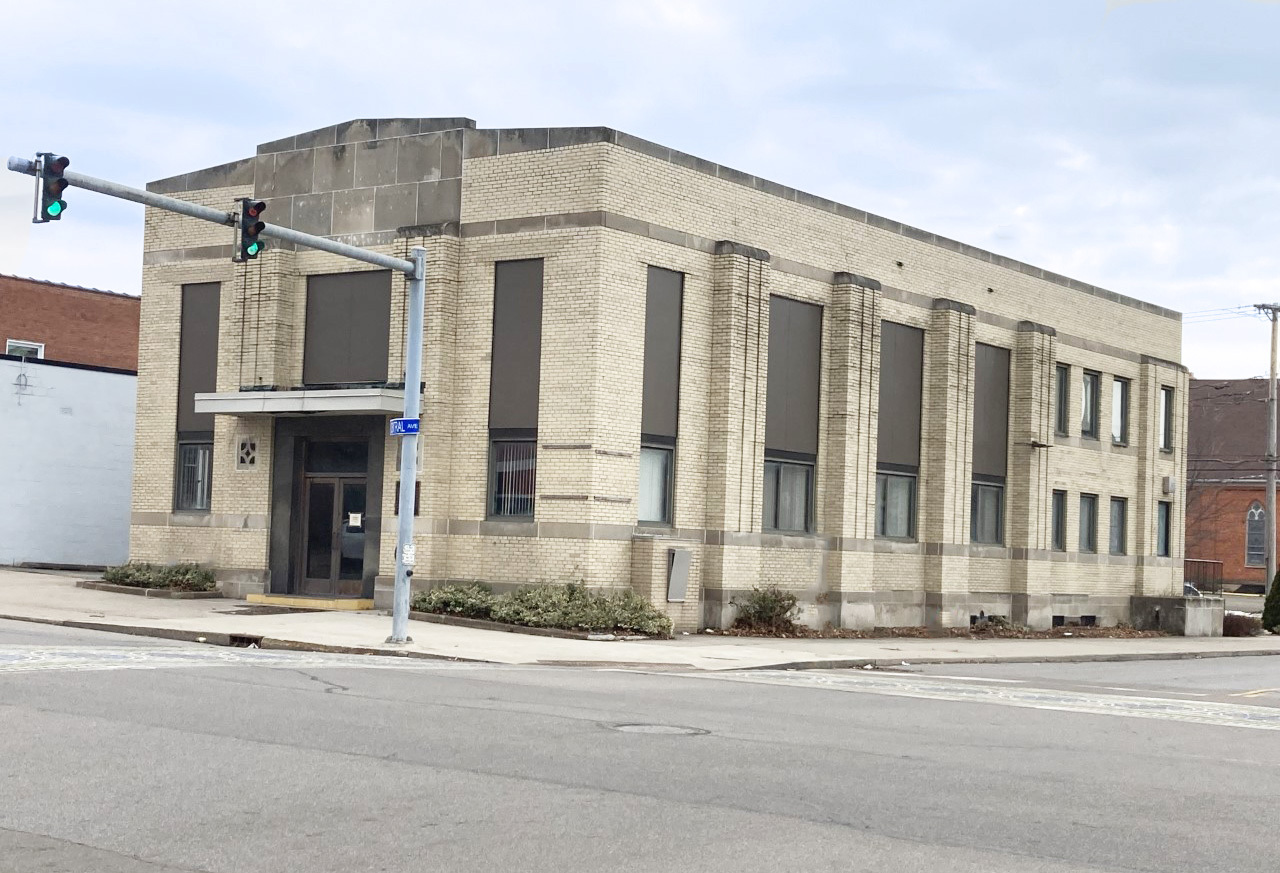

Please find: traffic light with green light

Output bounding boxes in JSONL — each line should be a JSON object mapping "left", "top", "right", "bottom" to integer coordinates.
{"left": 38, "top": 154, "right": 69, "bottom": 221}
{"left": 238, "top": 198, "right": 267, "bottom": 260}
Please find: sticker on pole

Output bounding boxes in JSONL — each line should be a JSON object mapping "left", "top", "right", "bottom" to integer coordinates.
{"left": 401, "top": 541, "right": 416, "bottom": 567}
{"left": 390, "top": 417, "right": 420, "bottom": 436}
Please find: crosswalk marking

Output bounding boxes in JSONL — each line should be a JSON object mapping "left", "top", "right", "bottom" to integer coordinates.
{"left": 686, "top": 669, "right": 1280, "bottom": 732}
{"left": 0, "top": 646, "right": 482, "bottom": 674}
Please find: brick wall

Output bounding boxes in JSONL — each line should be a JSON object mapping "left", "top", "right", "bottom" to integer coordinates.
{"left": 0, "top": 275, "right": 140, "bottom": 370}
{"left": 1187, "top": 483, "right": 1270, "bottom": 585}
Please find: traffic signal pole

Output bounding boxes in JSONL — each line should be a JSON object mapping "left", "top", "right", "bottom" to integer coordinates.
{"left": 8, "top": 155, "right": 424, "bottom": 644}
{"left": 7, "top": 156, "right": 415, "bottom": 273}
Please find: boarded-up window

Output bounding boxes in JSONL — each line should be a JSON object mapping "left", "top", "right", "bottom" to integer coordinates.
{"left": 177, "top": 282, "right": 220, "bottom": 434}
{"left": 641, "top": 266, "right": 683, "bottom": 442}
{"left": 972, "top": 343, "right": 1010, "bottom": 481}
{"left": 302, "top": 271, "right": 392, "bottom": 385}
{"left": 878, "top": 321, "right": 923, "bottom": 470}
{"left": 488, "top": 259, "right": 544, "bottom": 432}
{"left": 765, "top": 296, "right": 822, "bottom": 458}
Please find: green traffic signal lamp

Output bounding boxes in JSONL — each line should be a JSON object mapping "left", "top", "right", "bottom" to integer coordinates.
{"left": 238, "top": 199, "right": 267, "bottom": 260}
{"left": 39, "top": 154, "right": 69, "bottom": 221}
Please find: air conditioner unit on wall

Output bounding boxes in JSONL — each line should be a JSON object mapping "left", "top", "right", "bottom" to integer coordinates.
{"left": 1162, "top": 476, "right": 1177, "bottom": 495}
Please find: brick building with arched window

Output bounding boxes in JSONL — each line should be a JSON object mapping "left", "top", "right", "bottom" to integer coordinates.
{"left": 1187, "top": 378, "right": 1276, "bottom": 591}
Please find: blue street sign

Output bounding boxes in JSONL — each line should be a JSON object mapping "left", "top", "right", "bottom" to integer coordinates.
{"left": 389, "top": 417, "right": 420, "bottom": 436}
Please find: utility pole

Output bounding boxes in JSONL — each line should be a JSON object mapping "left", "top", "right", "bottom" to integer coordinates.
{"left": 8, "top": 154, "right": 425, "bottom": 643}
{"left": 1255, "top": 304, "right": 1279, "bottom": 596}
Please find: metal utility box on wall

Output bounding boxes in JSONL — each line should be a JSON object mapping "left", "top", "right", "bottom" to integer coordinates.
{"left": 667, "top": 548, "right": 691, "bottom": 602}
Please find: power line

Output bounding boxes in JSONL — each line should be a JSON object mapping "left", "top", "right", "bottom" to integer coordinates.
{"left": 1184, "top": 312, "right": 1265, "bottom": 325}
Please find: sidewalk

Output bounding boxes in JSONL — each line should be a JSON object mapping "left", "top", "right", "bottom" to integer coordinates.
{"left": 3, "top": 568, "right": 1280, "bottom": 671}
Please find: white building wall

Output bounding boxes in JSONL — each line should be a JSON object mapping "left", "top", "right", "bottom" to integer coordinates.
{"left": 0, "top": 357, "right": 136, "bottom": 566}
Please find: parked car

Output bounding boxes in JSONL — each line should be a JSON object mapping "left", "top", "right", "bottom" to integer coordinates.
{"left": 1184, "top": 583, "right": 1202, "bottom": 597}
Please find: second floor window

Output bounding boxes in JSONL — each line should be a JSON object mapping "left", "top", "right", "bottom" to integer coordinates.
{"left": 1081, "top": 371, "right": 1100, "bottom": 438}
{"left": 1112, "top": 378, "right": 1130, "bottom": 445}
{"left": 1054, "top": 364, "right": 1070, "bottom": 435}
{"left": 1160, "top": 386, "right": 1175, "bottom": 450}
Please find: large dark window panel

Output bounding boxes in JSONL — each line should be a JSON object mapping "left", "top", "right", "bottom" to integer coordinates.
{"left": 765, "top": 296, "right": 822, "bottom": 457}
{"left": 177, "top": 282, "right": 220, "bottom": 433}
{"left": 302, "top": 270, "right": 392, "bottom": 385}
{"left": 641, "top": 266, "right": 683, "bottom": 440}
{"left": 972, "top": 343, "right": 1011, "bottom": 480}
{"left": 488, "top": 259, "right": 544, "bottom": 431}
{"left": 878, "top": 321, "right": 924, "bottom": 469}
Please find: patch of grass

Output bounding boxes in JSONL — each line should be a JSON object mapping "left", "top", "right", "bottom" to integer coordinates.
{"left": 1223, "top": 612, "right": 1263, "bottom": 637}
{"left": 102, "top": 562, "right": 216, "bottom": 592}
{"left": 412, "top": 582, "right": 673, "bottom": 638}
{"left": 731, "top": 585, "right": 799, "bottom": 633}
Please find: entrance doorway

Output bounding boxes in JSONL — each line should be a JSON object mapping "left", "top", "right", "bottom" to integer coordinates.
{"left": 299, "top": 441, "right": 368, "bottom": 596}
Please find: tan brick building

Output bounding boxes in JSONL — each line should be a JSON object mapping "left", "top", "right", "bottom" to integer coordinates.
{"left": 129, "top": 117, "right": 1187, "bottom": 631}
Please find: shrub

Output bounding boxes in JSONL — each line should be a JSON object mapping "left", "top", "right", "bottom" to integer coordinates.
{"left": 732, "top": 585, "right": 799, "bottom": 633}
{"left": 1223, "top": 613, "right": 1263, "bottom": 637}
{"left": 1263, "top": 571, "right": 1280, "bottom": 633}
{"left": 102, "top": 562, "right": 216, "bottom": 591}
{"left": 489, "top": 582, "right": 673, "bottom": 637}
{"left": 411, "top": 583, "right": 495, "bottom": 619}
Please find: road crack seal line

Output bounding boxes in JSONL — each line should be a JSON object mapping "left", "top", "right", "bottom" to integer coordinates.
{"left": 297, "top": 670, "right": 350, "bottom": 693}
{"left": 683, "top": 670, "right": 1280, "bottom": 732}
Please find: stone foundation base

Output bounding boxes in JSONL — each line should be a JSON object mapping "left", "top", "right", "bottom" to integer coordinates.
{"left": 215, "top": 569, "right": 267, "bottom": 600}
{"left": 700, "top": 589, "right": 1163, "bottom": 631}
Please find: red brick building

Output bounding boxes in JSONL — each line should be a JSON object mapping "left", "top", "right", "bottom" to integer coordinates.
{"left": 1187, "top": 378, "right": 1275, "bottom": 590}
{"left": 0, "top": 274, "right": 140, "bottom": 370}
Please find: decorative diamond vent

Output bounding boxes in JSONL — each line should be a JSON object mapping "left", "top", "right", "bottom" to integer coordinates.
{"left": 237, "top": 438, "right": 258, "bottom": 470}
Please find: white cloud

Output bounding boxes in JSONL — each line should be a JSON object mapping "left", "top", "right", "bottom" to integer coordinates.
{"left": 2, "top": 0, "right": 1279, "bottom": 376}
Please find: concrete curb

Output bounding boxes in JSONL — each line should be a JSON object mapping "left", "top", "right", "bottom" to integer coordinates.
{"left": 744, "top": 648, "right": 1280, "bottom": 672}
{"left": 0, "top": 613, "right": 481, "bottom": 663}
{"left": 3, "top": 612, "right": 1280, "bottom": 671}
{"left": 76, "top": 580, "right": 223, "bottom": 599}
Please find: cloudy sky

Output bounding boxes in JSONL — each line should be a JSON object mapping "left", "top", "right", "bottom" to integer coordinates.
{"left": 1, "top": 0, "right": 1276, "bottom": 377}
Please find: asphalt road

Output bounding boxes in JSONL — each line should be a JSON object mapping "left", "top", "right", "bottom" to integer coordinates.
{"left": 1, "top": 620, "right": 1278, "bottom": 873}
